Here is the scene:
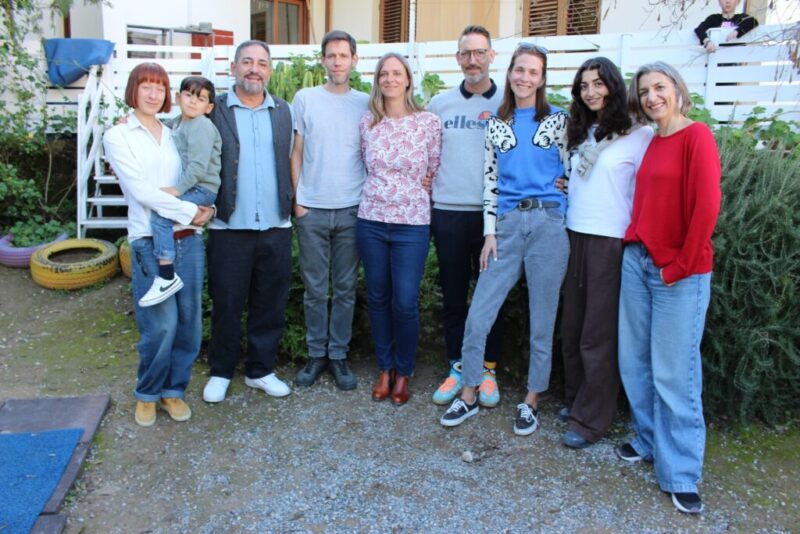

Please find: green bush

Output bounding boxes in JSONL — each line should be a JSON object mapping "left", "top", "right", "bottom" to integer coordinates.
{"left": 702, "top": 131, "right": 800, "bottom": 424}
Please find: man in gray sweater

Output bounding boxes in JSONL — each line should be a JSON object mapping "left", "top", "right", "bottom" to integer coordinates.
{"left": 428, "top": 25, "right": 505, "bottom": 408}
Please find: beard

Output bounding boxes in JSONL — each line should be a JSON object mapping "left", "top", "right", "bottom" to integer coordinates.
{"left": 236, "top": 75, "right": 265, "bottom": 95}
{"left": 463, "top": 68, "right": 488, "bottom": 86}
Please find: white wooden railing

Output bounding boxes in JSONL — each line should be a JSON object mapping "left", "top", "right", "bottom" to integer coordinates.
{"left": 72, "top": 24, "right": 798, "bottom": 236}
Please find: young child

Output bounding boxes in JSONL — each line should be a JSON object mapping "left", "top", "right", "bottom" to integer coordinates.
{"left": 138, "top": 76, "right": 221, "bottom": 307}
{"left": 694, "top": 0, "right": 759, "bottom": 53}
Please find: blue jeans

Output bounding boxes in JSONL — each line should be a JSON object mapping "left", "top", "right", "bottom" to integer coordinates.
{"left": 151, "top": 185, "right": 216, "bottom": 262}
{"left": 618, "top": 243, "right": 711, "bottom": 494}
{"left": 461, "top": 207, "right": 569, "bottom": 392}
{"left": 295, "top": 206, "right": 359, "bottom": 359}
{"left": 130, "top": 234, "right": 204, "bottom": 402}
{"left": 356, "top": 218, "right": 429, "bottom": 377}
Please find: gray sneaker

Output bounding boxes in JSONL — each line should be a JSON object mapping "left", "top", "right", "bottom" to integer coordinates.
{"left": 329, "top": 359, "right": 357, "bottom": 391}
{"left": 294, "top": 357, "right": 327, "bottom": 387}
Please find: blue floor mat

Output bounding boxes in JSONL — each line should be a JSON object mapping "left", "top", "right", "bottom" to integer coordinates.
{"left": 0, "top": 428, "right": 83, "bottom": 534}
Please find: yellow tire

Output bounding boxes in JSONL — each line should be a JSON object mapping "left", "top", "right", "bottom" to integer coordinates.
{"left": 119, "top": 239, "right": 132, "bottom": 278}
{"left": 30, "top": 238, "right": 119, "bottom": 290}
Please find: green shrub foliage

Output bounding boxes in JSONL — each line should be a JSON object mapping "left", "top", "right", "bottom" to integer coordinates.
{"left": 702, "top": 131, "right": 800, "bottom": 423}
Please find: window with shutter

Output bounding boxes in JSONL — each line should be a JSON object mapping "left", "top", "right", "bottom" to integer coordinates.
{"left": 525, "top": 0, "right": 599, "bottom": 36}
{"left": 381, "top": 0, "right": 410, "bottom": 43}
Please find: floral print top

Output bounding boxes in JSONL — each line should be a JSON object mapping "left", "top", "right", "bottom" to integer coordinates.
{"left": 358, "top": 111, "right": 442, "bottom": 225}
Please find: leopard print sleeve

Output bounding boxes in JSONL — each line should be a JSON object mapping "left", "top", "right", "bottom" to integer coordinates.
{"left": 483, "top": 117, "right": 501, "bottom": 236}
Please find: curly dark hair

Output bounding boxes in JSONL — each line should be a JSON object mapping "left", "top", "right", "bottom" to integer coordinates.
{"left": 566, "top": 56, "right": 631, "bottom": 150}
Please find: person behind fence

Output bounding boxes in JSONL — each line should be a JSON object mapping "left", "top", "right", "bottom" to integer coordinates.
{"left": 616, "top": 61, "right": 721, "bottom": 515}
{"left": 290, "top": 30, "right": 368, "bottom": 391}
{"left": 694, "top": 0, "right": 759, "bottom": 53}
{"left": 557, "top": 57, "right": 655, "bottom": 450}
{"left": 139, "top": 76, "right": 222, "bottom": 308}
{"left": 202, "top": 40, "right": 295, "bottom": 404}
{"left": 427, "top": 24, "right": 505, "bottom": 410}
{"left": 439, "top": 43, "right": 569, "bottom": 436}
{"left": 357, "top": 52, "right": 441, "bottom": 406}
{"left": 103, "top": 62, "right": 214, "bottom": 427}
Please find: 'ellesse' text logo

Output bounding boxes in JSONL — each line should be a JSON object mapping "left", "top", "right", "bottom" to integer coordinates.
{"left": 443, "top": 111, "right": 493, "bottom": 130}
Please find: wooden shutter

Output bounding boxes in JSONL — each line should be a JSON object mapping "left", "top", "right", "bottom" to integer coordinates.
{"left": 525, "top": 0, "right": 599, "bottom": 36}
{"left": 526, "top": 0, "right": 561, "bottom": 37}
{"left": 381, "top": 0, "right": 409, "bottom": 43}
{"left": 567, "top": 0, "right": 599, "bottom": 35}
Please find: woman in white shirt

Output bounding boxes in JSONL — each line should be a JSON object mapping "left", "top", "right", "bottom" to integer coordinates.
{"left": 559, "top": 57, "right": 654, "bottom": 448}
{"left": 103, "top": 63, "right": 212, "bottom": 427}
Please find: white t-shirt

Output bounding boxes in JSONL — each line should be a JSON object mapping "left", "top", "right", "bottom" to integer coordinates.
{"left": 566, "top": 125, "right": 655, "bottom": 238}
{"left": 292, "top": 85, "right": 369, "bottom": 209}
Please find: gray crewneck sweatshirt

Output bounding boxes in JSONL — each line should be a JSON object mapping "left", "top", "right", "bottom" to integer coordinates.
{"left": 428, "top": 81, "right": 502, "bottom": 211}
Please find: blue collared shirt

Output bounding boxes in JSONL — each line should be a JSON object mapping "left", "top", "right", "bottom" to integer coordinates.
{"left": 212, "top": 89, "right": 290, "bottom": 230}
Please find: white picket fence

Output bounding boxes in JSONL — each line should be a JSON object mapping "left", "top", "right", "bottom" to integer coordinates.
{"left": 73, "top": 24, "right": 799, "bottom": 236}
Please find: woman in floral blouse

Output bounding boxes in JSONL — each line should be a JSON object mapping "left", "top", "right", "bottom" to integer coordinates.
{"left": 357, "top": 52, "right": 442, "bottom": 406}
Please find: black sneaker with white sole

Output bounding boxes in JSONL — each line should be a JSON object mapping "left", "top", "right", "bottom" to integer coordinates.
{"left": 616, "top": 442, "right": 646, "bottom": 463}
{"left": 513, "top": 403, "right": 539, "bottom": 436}
{"left": 671, "top": 492, "right": 704, "bottom": 514}
{"left": 440, "top": 398, "right": 479, "bottom": 427}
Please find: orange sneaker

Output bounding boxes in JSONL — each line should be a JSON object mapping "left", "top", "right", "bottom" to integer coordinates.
{"left": 478, "top": 368, "right": 500, "bottom": 407}
{"left": 432, "top": 361, "right": 462, "bottom": 405}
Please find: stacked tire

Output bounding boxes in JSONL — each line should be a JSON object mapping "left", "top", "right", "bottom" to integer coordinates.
{"left": 30, "top": 238, "right": 119, "bottom": 290}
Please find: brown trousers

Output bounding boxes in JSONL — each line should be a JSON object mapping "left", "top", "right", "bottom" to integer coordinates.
{"left": 560, "top": 230, "right": 622, "bottom": 442}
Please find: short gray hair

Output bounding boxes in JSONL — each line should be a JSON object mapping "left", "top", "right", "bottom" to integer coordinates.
{"left": 628, "top": 61, "right": 692, "bottom": 124}
{"left": 234, "top": 40, "right": 271, "bottom": 63}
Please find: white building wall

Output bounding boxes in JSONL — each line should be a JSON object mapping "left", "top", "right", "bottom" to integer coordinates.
{"left": 93, "top": 0, "right": 249, "bottom": 48}
{"left": 331, "top": 0, "right": 377, "bottom": 42}
{"left": 601, "top": 0, "right": 720, "bottom": 34}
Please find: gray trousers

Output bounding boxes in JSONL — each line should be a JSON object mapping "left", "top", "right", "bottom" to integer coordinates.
{"left": 295, "top": 206, "right": 359, "bottom": 359}
{"left": 462, "top": 207, "right": 569, "bottom": 392}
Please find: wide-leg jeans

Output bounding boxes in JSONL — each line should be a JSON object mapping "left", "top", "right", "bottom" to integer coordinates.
{"left": 619, "top": 243, "right": 711, "bottom": 494}
{"left": 130, "top": 234, "right": 204, "bottom": 402}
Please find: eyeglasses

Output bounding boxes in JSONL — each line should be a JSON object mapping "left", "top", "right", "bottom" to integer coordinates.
{"left": 456, "top": 48, "right": 489, "bottom": 60}
{"left": 516, "top": 42, "right": 549, "bottom": 55}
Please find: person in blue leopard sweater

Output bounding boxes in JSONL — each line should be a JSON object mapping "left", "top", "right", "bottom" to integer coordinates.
{"left": 440, "top": 43, "right": 570, "bottom": 436}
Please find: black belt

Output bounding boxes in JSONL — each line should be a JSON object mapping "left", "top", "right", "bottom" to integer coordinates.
{"left": 517, "top": 198, "right": 560, "bottom": 210}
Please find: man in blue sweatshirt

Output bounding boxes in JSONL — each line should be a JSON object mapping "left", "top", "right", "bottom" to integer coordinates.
{"left": 428, "top": 25, "right": 505, "bottom": 408}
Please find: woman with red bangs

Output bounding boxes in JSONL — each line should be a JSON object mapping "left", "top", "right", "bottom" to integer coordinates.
{"left": 104, "top": 62, "right": 213, "bottom": 427}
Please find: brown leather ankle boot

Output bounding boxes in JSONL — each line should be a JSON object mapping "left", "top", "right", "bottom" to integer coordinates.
{"left": 372, "top": 370, "right": 393, "bottom": 401}
{"left": 391, "top": 375, "right": 410, "bottom": 405}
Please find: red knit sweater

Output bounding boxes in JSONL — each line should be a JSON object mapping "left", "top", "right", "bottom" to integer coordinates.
{"left": 624, "top": 122, "right": 721, "bottom": 284}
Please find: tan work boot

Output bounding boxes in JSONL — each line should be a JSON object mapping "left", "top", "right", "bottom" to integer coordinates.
{"left": 158, "top": 397, "right": 192, "bottom": 421}
{"left": 135, "top": 401, "right": 156, "bottom": 427}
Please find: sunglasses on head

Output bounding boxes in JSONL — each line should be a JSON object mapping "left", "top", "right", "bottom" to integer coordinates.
{"left": 516, "top": 42, "right": 549, "bottom": 55}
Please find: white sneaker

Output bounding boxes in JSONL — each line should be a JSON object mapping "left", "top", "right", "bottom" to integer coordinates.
{"left": 203, "top": 376, "right": 231, "bottom": 403}
{"left": 138, "top": 275, "right": 183, "bottom": 307}
{"left": 245, "top": 373, "right": 291, "bottom": 397}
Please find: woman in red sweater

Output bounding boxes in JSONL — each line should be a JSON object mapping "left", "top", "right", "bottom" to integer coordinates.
{"left": 616, "top": 61, "right": 721, "bottom": 515}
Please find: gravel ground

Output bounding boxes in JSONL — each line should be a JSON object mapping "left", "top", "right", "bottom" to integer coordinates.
{"left": 0, "top": 265, "right": 797, "bottom": 533}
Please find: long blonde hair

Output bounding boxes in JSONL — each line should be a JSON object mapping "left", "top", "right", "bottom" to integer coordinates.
{"left": 367, "top": 52, "right": 423, "bottom": 127}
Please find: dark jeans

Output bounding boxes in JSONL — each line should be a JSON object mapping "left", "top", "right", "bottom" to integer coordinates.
{"left": 151, "top": 185, "right": 216, "bottom": 262}
{"left": 560, "top": 230, "right": 622, "bottom": 442}
{"left": 431, "top": 209, "right": 504, "bottom": 365}
{"left": 207, "top": 228, "right": 292, "bottom": 379}
{"left": 356, "top": 218, "right": 429, "bottom": 377}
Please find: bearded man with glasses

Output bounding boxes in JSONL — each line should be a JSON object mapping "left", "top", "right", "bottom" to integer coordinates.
{"left": 428, "top": 25, "right": 506, "bottom": 410}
